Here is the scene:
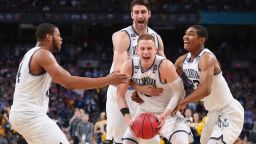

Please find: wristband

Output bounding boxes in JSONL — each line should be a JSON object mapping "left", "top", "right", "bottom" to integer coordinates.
{"left": 120, "top": 108, "right": 130, "bottom": 116}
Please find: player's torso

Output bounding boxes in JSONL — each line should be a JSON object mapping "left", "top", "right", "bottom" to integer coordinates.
{"left": 123, "top": 25, "right": 159, "bottom": 57}
{"left": 11, "top": 47, "right": 52, "bottom": 113}
{"left": 131, "top": 55, "right": 173, "bottom": 113}
{"left": 182, "top": 49, "right": 234, "bottom": 111}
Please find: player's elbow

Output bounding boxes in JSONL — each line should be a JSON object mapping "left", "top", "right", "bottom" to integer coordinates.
{"left": 203, "top": 88, "right": 211, "bottom": 97}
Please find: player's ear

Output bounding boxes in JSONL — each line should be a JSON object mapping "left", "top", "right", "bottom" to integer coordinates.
{"left": 200, "top": 37, "right": 206, "bottom": 45}
{"left": 46, "top": 34, "right": 53, "bottom": 41}
{"left": 148, "top": 10, "right": 151, "bottom": 18}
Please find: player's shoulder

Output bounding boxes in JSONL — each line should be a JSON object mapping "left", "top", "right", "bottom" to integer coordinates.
{"left": 175, "top": 53, "right": 188, "bottom": 66}
{"left": 112, "top": 30, "right": 129, "bottom": 39}
{"left": 200, "top": 51, "right": 217, "bottom": 62}
{"left": 33, "top": 48, "right": 55, "bottom": 62}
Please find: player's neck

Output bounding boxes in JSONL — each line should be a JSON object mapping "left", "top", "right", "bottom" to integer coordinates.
{"left": 132, "top": 25, "right": 147, "bottom": 36}
{"left": 190, "top": 46, "right": 204, "bottom": 60}
{"left": 36, "top": 42, "right": 52, "bottom": 52}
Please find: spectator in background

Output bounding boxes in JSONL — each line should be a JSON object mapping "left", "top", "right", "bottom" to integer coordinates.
{"left": 94, "top": 112, "right": 107, "bottom": 144}
{"left": 77, "top": 113, "right": 94, "bottom": 144}
{"left": 69, "top": 108, "right": 82, "bottom": 144}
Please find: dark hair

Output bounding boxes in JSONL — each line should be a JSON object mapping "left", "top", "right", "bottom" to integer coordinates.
{"left": 138, "top": 34, "right": 155, "bottom": 43}
{"left": 130, "top": 0, "right": 151, "bottom": 11}
{"left": 35, "top": 23, "right": 57, "bottom": 41}
{"left": 191, "top": 25, "right": 208, "bottom": 41}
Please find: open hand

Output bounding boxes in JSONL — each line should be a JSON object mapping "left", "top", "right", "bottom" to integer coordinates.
{"left": 136, "top": 85, "right": 163, "bottom": 96}
{"left": 107, "top": 71, "right": 130, "bottom": 85}
{"left": 171, "top": 100, "right": 187, "bottom": 116}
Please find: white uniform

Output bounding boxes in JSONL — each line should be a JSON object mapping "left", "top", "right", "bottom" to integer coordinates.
{"left": 106, "top": 26, "right": 159, "bottom": 143}
{"left": 122, "top": 55, "right": 193, "bottom": 144}
{"left": 9, "top": 47, "right": 69, "bottom": 144}
{"left": 182, "top": 49, "right": 244, "bottom": 144}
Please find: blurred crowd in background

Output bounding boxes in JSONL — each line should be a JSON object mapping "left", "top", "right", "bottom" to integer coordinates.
{"left": 0, "top": 0, "right": 255, "bottom": 12}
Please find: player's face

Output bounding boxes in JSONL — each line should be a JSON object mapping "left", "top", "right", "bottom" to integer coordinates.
{"left": 137, "top": 39, "right": 156, "bottom": 67}
{"left": 52, "top": 28, "right": 62, "bottom": 53}
{"left": 183, "top": 27, "right": 204, "bottom": 52}
{"left": 131, "top": 5, "right": 151, "bottom": 30}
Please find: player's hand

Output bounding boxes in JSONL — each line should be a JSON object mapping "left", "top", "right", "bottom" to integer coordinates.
{"left": 107, "top": 71, "right": 130, "bottom": 85}
{"left": 171, "top": 100, "right": 187, "bottom": 116}
{"left": 135, "top": 85, "right": 163, "bottom": 96}
{"left": 157, "top": 113, "right": 168, "bottom": 133}
{"left": 124, "top": 114, "right": 134, "bottom": 130}
{"left": 131, "top": 91, "right": 144, "bottom": 104}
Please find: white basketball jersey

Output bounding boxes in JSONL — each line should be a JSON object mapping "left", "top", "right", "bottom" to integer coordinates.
{"left": 109, "top": 25, "right": 159, "bottom": 73}
{"left": 131, "top": 55, "right": 174, "bottom": 113}
{"left": 11, "top": 47, "right": 52, "bottom": 113}
{"left": 182, "top": 49, "right": 234, "bottom": 111}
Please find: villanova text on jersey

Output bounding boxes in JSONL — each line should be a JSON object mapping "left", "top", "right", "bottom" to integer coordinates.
{"left": 132, "top": 76, "right": 156, "bottom": 87}
{"left": 183, "top": 69, "right": 200, "bottom": 80}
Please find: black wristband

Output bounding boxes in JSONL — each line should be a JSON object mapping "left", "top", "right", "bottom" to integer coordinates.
{"left": 120, "top": 108, "right": 130, "bottom": 116}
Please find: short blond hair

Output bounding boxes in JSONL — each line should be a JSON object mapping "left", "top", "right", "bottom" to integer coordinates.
{"left": 138, "top": 34, "right": 155, "bottom": 44}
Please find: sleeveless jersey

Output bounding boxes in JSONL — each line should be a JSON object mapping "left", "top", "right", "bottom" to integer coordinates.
{"left": 11, "top": 47, "right": 52, "bottom": 113}
{"left": 131, "top": 55, "right": 175, "bottom": 113}
{"left": 109, "top": 25, "right": 159, "bottom": 73}
{"left": 182, "top": 49, "right": 234, "bottom": 111}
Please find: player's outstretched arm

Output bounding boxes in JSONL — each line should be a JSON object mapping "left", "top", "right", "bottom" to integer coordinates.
{"left": 34, "top": 49, "right": 130, "bottom": 90}
{"left": 116, "top": 60, "right": 133, "bottom": 126}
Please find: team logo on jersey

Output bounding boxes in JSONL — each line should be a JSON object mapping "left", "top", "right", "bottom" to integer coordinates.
{"left": 131, "top": 33, "right": 136, "bottom": 37}
{"left": 153, "top": 65, "right": 157, "bottom": 73}
{"left": 134, "top": 65, "right": 139, "bottom": 73}
{"left": 217, "top": 116, "right": 229, "bottom": 130}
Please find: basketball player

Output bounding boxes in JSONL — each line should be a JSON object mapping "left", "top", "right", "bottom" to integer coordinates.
{"left": 117, "top": 34, "right": 193, "bottom": 144}
{"left": 106, "top": 0, "right": 165, "bottom": 143}
{"left": 173, "top": 25, "right": 244, "bottom": 144}
{"left": 9, "top": 23, "right": 130, "bottom": 144}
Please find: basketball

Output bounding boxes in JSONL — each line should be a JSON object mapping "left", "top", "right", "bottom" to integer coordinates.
{"left": 132, "top": 112, "right": 160, "bottom": 139}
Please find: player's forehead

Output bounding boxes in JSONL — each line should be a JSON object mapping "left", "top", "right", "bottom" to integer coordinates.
{"left": 132, "top": 5, "right": 149, "bottom": 12}
{"left": 138, "top": 39, "right": 155, "bottom": 48}
{"left": 185, "top": 27, "right": 198, "bottom": 35}
{"left": 53, "top": 28, "right": 60, "bottom": 34}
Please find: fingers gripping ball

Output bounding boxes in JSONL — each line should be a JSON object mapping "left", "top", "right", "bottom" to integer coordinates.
{"left": 132, "top": 113, "right": 160, "bottom": 139}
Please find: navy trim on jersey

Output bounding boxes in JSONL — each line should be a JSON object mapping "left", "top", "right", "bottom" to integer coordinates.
{"left": 28, "top": 49, "right": 46, "bottom": 76}
{"left": 122, "top": 138, "right": 138, "bottom": 144}
{"left": 209, "top": 135, "right": 227, "bottom": 144}
{"left": 155, "top": 32, "right": 160, "bottom": 49}
{"left": 214, "top": 71, "right": 222, "bottom": 76}
{"left": 140, "top": 55, "right": 156, "bottom": 73}
{"left": 131, "top": 25, "right": 139, "bottom": 36}
{"left": 158, "top": 59, "right": 166, "bottom": 84}
{"left": 169, "top": 130, "right": 192, "bottom": 143}
{"left": 122, "top": 30, "right": 131, "bottom": 53}
{"left": 131, "top": 59, "right": 134, "bottom": 78}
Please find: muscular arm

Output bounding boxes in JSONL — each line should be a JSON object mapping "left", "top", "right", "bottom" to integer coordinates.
{"left": 160, "top": 60, "right": 185, "bottom": 115}
{"left": 156, "top": 34, "right": 165, "bottom": 57}
{"left": 174, "top": 54, "right": 187, "bottom": 76}
{"left": 116, "top": 60, "right": 133, "bottom": 124}
{"left": 34, "top": 49, "right": 128, "bottom": 90}
{"left": 180, "top": 53, "right": 215, "bottom": 105}
{"left": 117, "top": 61, "right": 132, "bottom": 109}
{"left": 112, "top": 31, "right": 130, "bottom": 72}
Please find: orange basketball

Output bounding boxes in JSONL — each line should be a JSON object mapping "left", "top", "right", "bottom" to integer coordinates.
{"left": 132, "top": 112, "right": 160, "bottom": 139}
